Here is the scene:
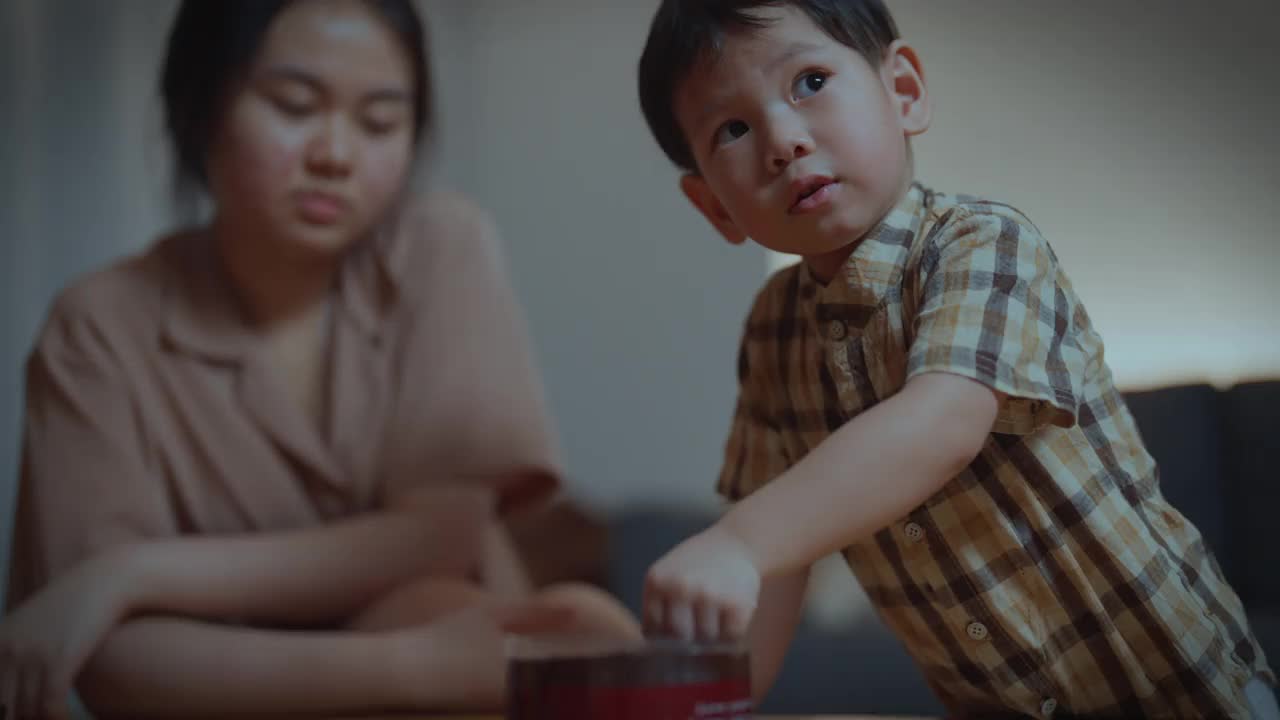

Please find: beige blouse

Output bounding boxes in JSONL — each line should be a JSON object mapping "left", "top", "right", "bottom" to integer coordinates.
{"left": 7, "top": 191, "right": 561, "bottom": 608}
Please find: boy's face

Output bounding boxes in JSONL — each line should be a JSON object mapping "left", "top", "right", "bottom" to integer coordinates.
{"left": 674, "top": 5, "right": 928, "bottom": 269}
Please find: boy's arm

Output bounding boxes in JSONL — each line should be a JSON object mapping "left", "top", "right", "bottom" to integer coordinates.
{"left": 747, "top": 566, "right": 810, "bottom": 704}
{"left": 724, "top": 372, "right": 998, "bottom": 577}
{"left": 645, "top": 372, "right": 997, "bottom": 641}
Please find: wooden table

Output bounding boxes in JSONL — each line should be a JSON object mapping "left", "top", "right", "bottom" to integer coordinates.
{"left": 361, "top": 716, "right": 933, "bottom": 719}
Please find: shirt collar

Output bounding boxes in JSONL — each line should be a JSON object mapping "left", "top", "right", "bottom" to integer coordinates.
{"left": 160, "top": 219, "right": 403, "bottom": 363}
{"left": 801, "top": 181, "right": 930, "bottom": 313}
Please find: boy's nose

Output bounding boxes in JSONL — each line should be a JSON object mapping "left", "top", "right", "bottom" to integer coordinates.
{"left": 765, "top": 127, "right": 814, "bottom": 174}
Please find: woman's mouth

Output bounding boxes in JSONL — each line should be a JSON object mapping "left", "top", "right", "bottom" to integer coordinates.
{"left": 295, "top": 191, "right": 350, "bottom": 225}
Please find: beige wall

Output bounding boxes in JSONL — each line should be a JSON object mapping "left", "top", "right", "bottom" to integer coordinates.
{"left": 435, "top": 0, "right": 762, "bottom": 513}
{"left": 883, "top": 0, "right": 1280, "bottom": 390}
{"left": 447, "top": 0, "right": 1280, "bottom": 512}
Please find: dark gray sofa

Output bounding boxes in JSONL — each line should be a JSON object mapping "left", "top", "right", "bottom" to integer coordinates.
{"left": 602, "top": 381, "right": 1280, "bottom": 714}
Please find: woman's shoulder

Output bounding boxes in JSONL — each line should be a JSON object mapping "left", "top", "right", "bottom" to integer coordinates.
{"left": 399, "top": 187, "right": 494, "bottom": 230}
{"left": 380, "top": 189, "right": 511, "bottom": 290}
{"left": 390, "top": 188, "right": 503, "bottom": 255}
{"left": 35, "top": 232, "right": 196, "bottom": 358}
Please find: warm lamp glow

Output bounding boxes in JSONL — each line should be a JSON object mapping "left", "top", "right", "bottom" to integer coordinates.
{"left": 762, "top": 250, "right": 1279, "bottom": 392}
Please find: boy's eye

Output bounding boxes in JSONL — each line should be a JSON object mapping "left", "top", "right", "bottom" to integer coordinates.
{"left": 792, "top": 71, "right": 828, "bottom": 100}
{"left": 713, "top": 119, "right": 750, "bottom": 147}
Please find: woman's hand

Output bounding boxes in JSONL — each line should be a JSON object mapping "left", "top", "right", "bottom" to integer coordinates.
{"left": 387, "top": 599, "right": 578, "bottom": 710}
{"left": 0, "top": 548, "right": 139, "bottom": 719}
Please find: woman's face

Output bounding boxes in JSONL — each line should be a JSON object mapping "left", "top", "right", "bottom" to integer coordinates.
{"left": 206, "top": 0, "right": 418, "bottom": 258}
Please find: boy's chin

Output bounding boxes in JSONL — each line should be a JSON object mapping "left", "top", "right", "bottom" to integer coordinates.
{"left": 756, "top": 234, "right": 861, "bottom": 259}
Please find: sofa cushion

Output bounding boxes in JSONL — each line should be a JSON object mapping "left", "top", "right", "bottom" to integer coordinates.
{"left": 760, "top": 618, "right": 944, "bottom": 715}
{"left": 1224, "top": 381, "right": 1280, "bottom": 608}
{"left": 1246, "top": 611, "right": 1280, "bottom": 673}
{"left": 1122, "top": 384, "right": 1231, "bottom": 575}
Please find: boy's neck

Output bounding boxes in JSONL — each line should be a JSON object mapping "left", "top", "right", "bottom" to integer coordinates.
{"left": 803, "top": 242, "right": 862, "bottom": 286}
{"left": 802, "top": 174, "right": 918, "bottom": 285}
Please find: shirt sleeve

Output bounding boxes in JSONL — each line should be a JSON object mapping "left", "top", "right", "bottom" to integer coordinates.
{"left": 716, "top": 326, "right": 792, "bottom": 503}
{"left": 376, "top": 193, "right": 563, "bottom": 514}
{"left": 7, "top": 298, "right": 176, "bottom": 609}
{"left": 906, "top": 208, "right": 1088, "bottom": 435}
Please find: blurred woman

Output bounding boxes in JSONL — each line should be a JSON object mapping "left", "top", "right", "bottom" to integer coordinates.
{"left": 0, "top": 2, "right": 638, "bottom": 717}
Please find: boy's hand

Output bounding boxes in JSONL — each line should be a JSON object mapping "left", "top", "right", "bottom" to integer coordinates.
{"left": 643, "top": 523, "right": 761, "bottom": 643}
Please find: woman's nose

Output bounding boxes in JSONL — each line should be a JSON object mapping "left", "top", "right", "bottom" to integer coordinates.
{"left": 306, "top": 116, "right": 354, "bottom": 178}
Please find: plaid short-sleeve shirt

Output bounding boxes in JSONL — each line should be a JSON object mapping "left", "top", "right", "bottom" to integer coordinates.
{"left": 718, "top": 183, "right": 1273, "bottom": 718}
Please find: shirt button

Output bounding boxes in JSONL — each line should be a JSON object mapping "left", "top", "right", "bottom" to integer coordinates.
{"left": 828, "top": 320, "right": 847, "bottom": 341}
{"left": 965, "top": 621, "right": 989, "bottom": 641}
{"left": 1040, "top": 697, "right": 1058, "bottom": 717}
{"left": 903, "top": 522, "right": 925, "bottom": 543}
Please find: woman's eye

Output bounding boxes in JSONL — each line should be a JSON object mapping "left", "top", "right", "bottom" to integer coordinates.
{"left": 273, "top": 96, "right": 314, "bottom": 118}
{"left": 362, "top": 118, "right": 400, "bottom": 136}
{"left": 361, "top": 104, "right": 408, "bottom": 136}
{"left": 713, "top": 119, "right": 750, "bottom": 148}
{"left": 792, "top": 71, "right": 828, "bottom": 100}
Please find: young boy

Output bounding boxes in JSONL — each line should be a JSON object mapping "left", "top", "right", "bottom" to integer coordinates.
{"left": 635, "top": 1, "right": 1278, "bottom": 717}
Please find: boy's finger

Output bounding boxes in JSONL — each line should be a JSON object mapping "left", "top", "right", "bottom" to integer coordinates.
{"left": 667, "top": 602, "right": 695, "bottom": 642}
{"left": 642, "top": 593, "right": 664, "bottom": 635}
{"left": 696, "top": 600, "right": 721, "bottom": 642}
{"left": 718, "top": 607, "right": 743, "bottom": 642}
{"left": 722, "top": 604, "right": 751, "bottom": 640}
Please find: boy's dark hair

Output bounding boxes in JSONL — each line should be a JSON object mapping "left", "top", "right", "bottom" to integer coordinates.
{"left": 638, "top": 0, "right": 900, "bottom": 173}
{"left": 161, "top": 0, "right": 432, "bottom": 194}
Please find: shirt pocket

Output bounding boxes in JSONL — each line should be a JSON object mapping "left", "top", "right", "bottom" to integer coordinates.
{"left": 827, "top": 303, "right": 909, "bottom": 415}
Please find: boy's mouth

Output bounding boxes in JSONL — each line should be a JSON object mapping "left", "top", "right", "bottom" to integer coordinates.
{"left": 789, "top": 175, "right": 839, "bottom": 214}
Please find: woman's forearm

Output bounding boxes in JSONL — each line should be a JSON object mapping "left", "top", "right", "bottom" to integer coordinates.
{"left": 124, "top": 501, "right": 489, "bottom": 626}
{"left": 478, "top": 523, "right": 533, "bottom": 598}
{"left": 78, "top": 617, "right": 409, "bottom": 718}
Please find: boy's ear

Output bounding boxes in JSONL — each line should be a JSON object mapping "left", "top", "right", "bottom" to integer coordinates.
{"left": 680, "top": 173, "right": 747, "bottom": 245}
{"left": 883, "top": 40, "right": 931, "bottom": 137}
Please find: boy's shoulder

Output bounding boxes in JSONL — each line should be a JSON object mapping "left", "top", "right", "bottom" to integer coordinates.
{"left": 922, "top": 186, "right": 1045, "bottom": 243}
{"left": 742, "top": 260, "right": 808, "bottom": 334}
{"left": 734, "top": 186, "right": 1050, "bottom": 343}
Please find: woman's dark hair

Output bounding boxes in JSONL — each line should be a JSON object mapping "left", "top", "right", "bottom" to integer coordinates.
{"left": 160, "top": 0, "right": 432, "bottom": 193}
{"left": 638, "top": 0, "right": 899, "bottom": 173}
